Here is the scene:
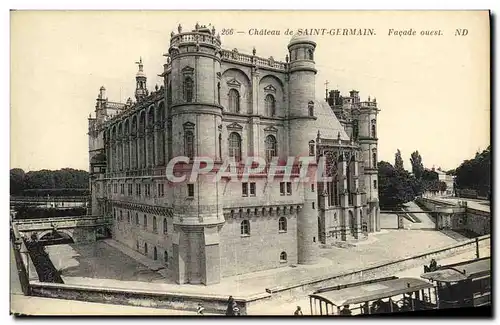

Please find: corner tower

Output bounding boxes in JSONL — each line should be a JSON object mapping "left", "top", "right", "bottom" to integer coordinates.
{"left": 167, "top": 23, "right": 225, "bottom": 285}
{"left": 287, "top": 34, "right": 319, "bottom": 265}
{"left": 358, "top": 97, "right": 380, "bottom": 232}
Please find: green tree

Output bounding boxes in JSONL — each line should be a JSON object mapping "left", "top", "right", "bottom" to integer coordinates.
{"left": 394, "top": 149, "right": 404, "bottom": 171}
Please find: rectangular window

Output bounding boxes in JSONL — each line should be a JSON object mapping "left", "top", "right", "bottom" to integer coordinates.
{"left": 311, "top": 184, "right": 315, "bottom": 192}
{"left": 312, "top": 202, "right": 315, "bottom": 209}
{"left": 280, "top": 182, "right": 285, "bottom": 196}
{"left": 286, "top": 182, "right": 292, "bottom": 196}
{"left": 157, "top": 183, "right": 164, "bottom": 197}
{"left": 373, "top": 180, "right": 377, "bottom": 189}
{"left": 242, "top": 182, "right": 248, "bottom": 197}
{"left": 187, "top": 184, "right": 195, "bottom": 197}
{"left": 250, "top": 183, "right": 256, "bottom": 196}
{"left": 114, "top": 184, "right": 117, "bottom": 194}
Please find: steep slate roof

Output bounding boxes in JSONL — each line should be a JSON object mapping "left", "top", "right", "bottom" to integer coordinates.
{"left": 312, "top": 99, "right": 350, "bottom": 141}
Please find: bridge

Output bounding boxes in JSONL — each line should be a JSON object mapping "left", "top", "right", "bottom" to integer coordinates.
{"left": 12, "top": 215, "right": 112, "bottom": 244}
{"left": 10, "top": 196, "right": 89, "bottom": 208}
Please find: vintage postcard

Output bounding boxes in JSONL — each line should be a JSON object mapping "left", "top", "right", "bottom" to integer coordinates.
{"left": 9, "top": 10, "right": 491, "bottom": 317}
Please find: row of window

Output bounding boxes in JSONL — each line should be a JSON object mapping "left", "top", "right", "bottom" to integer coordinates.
{"left": 240, "top": 216, "right": 288, "bottom": 236}
{"left": 351, "top": 120, "right": 377, "bottom": 140}
{"left": 109, "top": 183, "right": 166, "bottom": 198}
{"left": 185, "top": 131, "right": 279, "bottom": 163}
{"left": 136, "top": 242, "right": 169, "bottom": 266}
{"left": 114, "top": 209, "right": 169, "bottom": 234}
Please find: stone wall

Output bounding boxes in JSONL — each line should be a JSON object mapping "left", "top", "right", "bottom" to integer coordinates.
{"left": 29, "top": 281, "right": 260, "bottom": 315}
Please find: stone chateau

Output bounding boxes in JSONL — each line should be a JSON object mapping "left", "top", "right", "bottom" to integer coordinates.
{"left": 88, "top": 23, "right": 381, "bottom": 285}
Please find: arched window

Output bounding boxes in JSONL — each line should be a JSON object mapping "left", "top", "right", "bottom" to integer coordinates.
{"left": 127, "top": 211, "right": 130, "bottom": 223}
{"left": 372, "top": 152, "right": 377, "bottom": 168}
{"left": 218, "top": 133, "right": 222, "bottom": 160}
{"left": 164, "top": 251, "right": 169, "bottom": 265}
{"left": 184, "top": 131, "right": 194, "bottom": 159}
{"left": 308, "top": 49, "right": 314, "bottom": 60}
{"left": 309, "top": 140, "right": 315, "bottom": 156}
{"left": 265, "top": 135, "right": 277, "bottom": 163}
{"left": 153, "top": 247, "right": 157, "bottom": 260}
{"left": 153, "top": 216, "right": 157, "bottom": 233}
{"left": 280, "top": 251, "right": 287, "bottom": 262}
{"left": 144, "top": 242, "right": 148, "bottom": 254}
{"left": 371, "top": 124, "right": 376, "bottom": 138}
{"left": 265, "top": 94, "right": 276, "bottom": 117}
{"left": 163, "top": 218, "right": 168, "bottom": 234}
{"left": 228, "top": 132, "right": 242, "bottom": 161}
{"left": 184, "top": 77, "right": 193, "bottom": 102}
{"left": 143, "top": 214, "right": 148, "bottom": 230}
{"left": 120, "top": 210, "right": 123, "bottom": 221}
{"left": 308, "top": 101, "right": 314, "bottom": 117}
{"left": 240, "top": 220, "right": 250, "bottom": 235}
{"left": 228, "top": 89, "right": 240, "bottom": 113}
{"left": 135, "top": 213, "right": 139, "bottom": 225}
{"left": 278, "top": 217, "right": 287, "bottom": 232}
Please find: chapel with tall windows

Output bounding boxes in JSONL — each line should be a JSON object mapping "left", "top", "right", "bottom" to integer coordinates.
{"left": 87, "top": 23, "right": 380, "bottom": 286}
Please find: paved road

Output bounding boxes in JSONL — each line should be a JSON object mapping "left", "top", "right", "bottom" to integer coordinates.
{"left": 403, "top": 201, "right": 435, "bottom": 229}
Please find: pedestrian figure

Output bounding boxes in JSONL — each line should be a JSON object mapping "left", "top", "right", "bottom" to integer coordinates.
{"left": 226, "top": 296, "right": 235, "bottom": 316}
{"left": 339, "top": 305, "right": 352, "bottom": 315}
{"left": 294, "top": 306, "right": 303, "bottom": 315}
{"left": 197, "top": 303, "right": 205, "bottom": 315}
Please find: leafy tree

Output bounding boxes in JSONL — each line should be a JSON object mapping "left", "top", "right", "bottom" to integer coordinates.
{"left": 10, "top": 168, "right": 26, "bottom": 195}
{"left": 394, "top": 149, "right": 404, "bottom": 171}
{"left": 410, "top": 151, "right": 424, "bottom": 180}
{"left": 439, "top": 181, "right": 447, "bottom": 193}
{"left": 454, "top": 146, "right": 491, "bottom": 197}
{"left": 378, "top": 161, "right": 417, "bottom": 208}
{"left": 10, "top": 168, "right": 89, "bottom": 196}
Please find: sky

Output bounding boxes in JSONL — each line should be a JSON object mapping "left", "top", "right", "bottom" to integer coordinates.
{"left": 10, "top": 10, "right": 490, "bottom": 172}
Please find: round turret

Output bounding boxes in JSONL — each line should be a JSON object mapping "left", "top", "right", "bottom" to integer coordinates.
{"left": 288, "top": 34, "right": 317, "bottom": 49}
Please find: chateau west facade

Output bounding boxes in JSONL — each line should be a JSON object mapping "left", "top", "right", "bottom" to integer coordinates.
{"left": 88, "top": 23, "right": 381, "bottom": 285}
